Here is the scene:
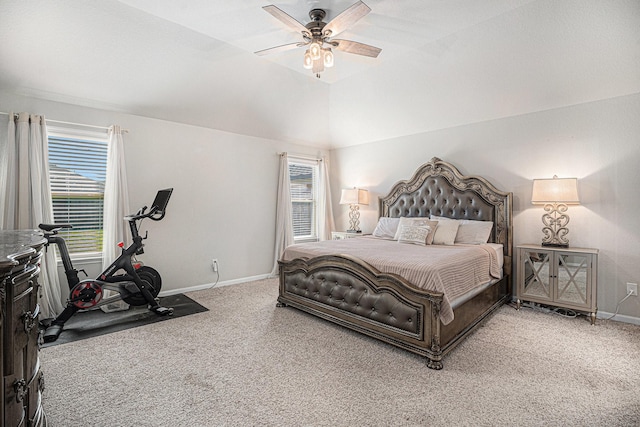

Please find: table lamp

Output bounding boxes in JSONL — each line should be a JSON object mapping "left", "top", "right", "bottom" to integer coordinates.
{"left": 339, "top": 188, "right": 369, "bottom": 233}
{"left": 531, "top": 176, "right": 579, "bottom": 247}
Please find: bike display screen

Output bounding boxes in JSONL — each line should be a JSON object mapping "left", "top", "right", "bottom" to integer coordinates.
{"left": 151, "top": 188, "right": 173, "bottom": 214}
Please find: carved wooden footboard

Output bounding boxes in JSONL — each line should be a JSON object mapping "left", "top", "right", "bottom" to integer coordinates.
{"left": 278, "top": 253, "right": 510, "bottom": 369}
{"left": 277, "top": 157, "right": 513, "bottom": 369}
{"left": 278, "top": 254, "right": 447, "bottom": 369}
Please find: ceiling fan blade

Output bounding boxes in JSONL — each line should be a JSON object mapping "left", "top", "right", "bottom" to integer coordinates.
{"left": 323, "top": 1, "right": 371, "bottom": 37}
{"left": 255, "top": 42, "right": 305, "bottom": 56}
{"left": 262, "top": 5, "right": 310, "bottom": 37}
{"left": 332, "top": 39, "right": 381, "bottom": 58}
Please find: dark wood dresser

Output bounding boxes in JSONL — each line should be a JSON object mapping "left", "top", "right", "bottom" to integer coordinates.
{"left": 1, "top": 230, "right": 47, "bottom": 427}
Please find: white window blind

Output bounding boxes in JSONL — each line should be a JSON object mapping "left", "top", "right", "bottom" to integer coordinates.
{"left": 47, "top": 128, "right": 108, "bottom": 256}
{"left": 288, "top": 159, "right": 318, "bottom": 240}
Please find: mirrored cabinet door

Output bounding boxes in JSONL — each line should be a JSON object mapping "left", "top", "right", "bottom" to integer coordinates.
{"left": 556, "top": 252, "right": 590, "bottom": 306}
{"left": 521, "top": 249, "right": 552, "bottom": 300}
{"left": 516, "top": 245, "right": 598, "bottom": 324}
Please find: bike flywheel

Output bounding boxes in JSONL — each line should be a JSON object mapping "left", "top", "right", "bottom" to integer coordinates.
{"left": 69, "top": 281, "right": 103, "bottom": 309}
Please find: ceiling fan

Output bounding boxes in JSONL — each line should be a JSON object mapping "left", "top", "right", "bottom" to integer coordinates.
{"left": 255, "top": 1, "right": 382, "bottom": 78}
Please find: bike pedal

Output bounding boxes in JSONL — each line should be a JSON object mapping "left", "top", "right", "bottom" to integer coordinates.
{"left": 43, "top": 324, "right": 64, "bottom": 343}
{"left": 153, "top": 306, "right": 173, "bottom": 316}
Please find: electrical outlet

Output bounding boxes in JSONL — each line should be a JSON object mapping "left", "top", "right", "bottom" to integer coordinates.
{"left": 212, "top": 259, "right": 219, "bottom": 272}
{"left": 627, "top": 282, "right": 638, "bottom": 296}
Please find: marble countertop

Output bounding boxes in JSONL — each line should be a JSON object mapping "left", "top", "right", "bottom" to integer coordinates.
{"left": 0, "top": 230, "right": 46, "bottom": 272}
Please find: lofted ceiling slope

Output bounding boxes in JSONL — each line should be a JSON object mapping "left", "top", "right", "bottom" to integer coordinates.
{"left": 0, "top": 0, "right": 638, "bottom": 149}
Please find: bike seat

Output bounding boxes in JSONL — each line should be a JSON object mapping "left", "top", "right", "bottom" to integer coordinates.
{"left": 39, "top": 223, "right": 73, "bottom": 232}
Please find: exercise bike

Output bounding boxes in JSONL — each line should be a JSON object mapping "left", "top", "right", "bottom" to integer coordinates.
{"left": 40, "top": 188, "right": 174, "bottom": 343}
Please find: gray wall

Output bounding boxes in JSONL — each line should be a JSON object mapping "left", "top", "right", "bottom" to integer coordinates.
{"left": 330, "top": 93, "right": 640, "bottom": 323}
{"left": 2, "top": 90, "right": 638, "bottom": 323}
{"left": 0, "top": 91, "right": 328, "bottom": 298}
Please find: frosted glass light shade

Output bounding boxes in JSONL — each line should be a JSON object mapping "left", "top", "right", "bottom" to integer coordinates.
{"left": 323, "top": 49, "right": 334, "bottom": 67}
{"left": 340, "top": 188, "right": 369, "bottom": 205}
{"left": 531, "top": 176, "right": 579, "bottom": 204}
{"left": 309, "top": 42, "right": 322, "bottom": 60}
{"left": 303, "top": 50, "right": 313, "bottom": 69}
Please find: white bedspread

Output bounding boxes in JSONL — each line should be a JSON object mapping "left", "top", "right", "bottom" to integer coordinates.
{"left": 282, "top": 237, "right": 502, "bottom": 325}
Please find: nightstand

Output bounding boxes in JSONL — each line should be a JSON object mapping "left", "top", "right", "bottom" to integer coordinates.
{"left": 516, "top": 244, "right": 598, "bottom": 324}
{"left": 331, "top": 231, "right": 369, "bottom": 240}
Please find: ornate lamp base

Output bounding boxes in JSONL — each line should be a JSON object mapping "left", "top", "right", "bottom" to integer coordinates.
{"left": 347, "top": 204, "right": 362, "bottom": 233}
{"left": 540, "top": 202, "right": 571, "bottom": 248}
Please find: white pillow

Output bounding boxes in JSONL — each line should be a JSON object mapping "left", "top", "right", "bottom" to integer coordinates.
{"left": 372, "top": 217, "right": 401, "bottom": 240}
{"left": 431, "top": 220, "right": 460, "bottom": 245}
{"left": 456, "top": 220, "right": 493, "bottom": 244}
{"left": 396, "top": 225, "right": 431, "bottom": 246}
{"left": 431, "top": 215, "right": 493, "bottom": 244}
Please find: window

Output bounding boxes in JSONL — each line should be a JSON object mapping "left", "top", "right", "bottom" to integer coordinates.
{"left": 47, "top": 126, "right": 108, "bottom": 257}
{"left": 288, "top": 158, "right": 319, "bottom": 241}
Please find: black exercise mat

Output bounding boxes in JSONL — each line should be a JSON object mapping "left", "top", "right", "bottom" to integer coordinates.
{"left": 40, "top": 294, "right": 208, "bottom": 347}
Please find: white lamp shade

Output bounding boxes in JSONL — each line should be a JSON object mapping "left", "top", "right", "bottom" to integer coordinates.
{"left": 531, "top": 177, "right": 579, "bottom": 204}
{"left": 340, "top": 188, "right": 369, "bottom": 205}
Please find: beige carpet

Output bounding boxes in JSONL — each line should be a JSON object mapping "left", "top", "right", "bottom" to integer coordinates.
{"left": 41, "top": 278, "right": 640, "bottom": 426}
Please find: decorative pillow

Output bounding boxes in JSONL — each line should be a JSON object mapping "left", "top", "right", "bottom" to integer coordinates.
{"left": 372, "top": 217, "right": 401, "bottom": 240}
{"left": 393, "top": 217, "right": 430, "bottom": 240}
{"left": 422, "top": 220, "right": 439, "bottom": 244}
{"left": 397, "top": 225, "right": 431, "bottom": 246}
{"left": 431, "top": 215, "right": 493, "bottom": 244}
{"left": 431, "top": 219, "right": 460, "bottom": 245}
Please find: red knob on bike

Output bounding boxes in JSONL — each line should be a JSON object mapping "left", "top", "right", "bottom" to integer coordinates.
{"left": 117, "top": 241, "right": 124, "bottom": 248}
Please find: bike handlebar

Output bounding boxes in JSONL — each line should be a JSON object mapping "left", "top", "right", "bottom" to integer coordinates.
{"left": 124, "top": 205, "right": 167, "bottom": 223}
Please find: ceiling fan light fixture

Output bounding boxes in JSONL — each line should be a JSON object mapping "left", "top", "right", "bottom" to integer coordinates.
{"left": 257, "top": 2, "right": 382, "bottom": 79}
{"left": 323, "top": 49, "right": 334, "bottom": 68}
{"left": 309, "top": 42, "right": 322, "bottom": 60}
{"left": 303, "top": 50, "right": 313, "bottom": 69}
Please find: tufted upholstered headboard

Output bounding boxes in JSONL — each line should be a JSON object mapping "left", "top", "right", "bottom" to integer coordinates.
{"left": 379, "top": 157, "right": 513, "bottom": 277}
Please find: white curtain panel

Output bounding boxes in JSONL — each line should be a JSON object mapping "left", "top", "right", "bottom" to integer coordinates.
{"left": 101, "top": 125, "right": 130, "bottom": 312}
{"left": 317, "top": 156, "right": 335, "bottom": 241}
{"left": 1, "top": 112, "right": 64, "bottom": 318}
{"left": 270, "top": 153, "right": 294, "bottom": 277}
{"left": 102, "top": 125, "right": 130, "bottom": 267}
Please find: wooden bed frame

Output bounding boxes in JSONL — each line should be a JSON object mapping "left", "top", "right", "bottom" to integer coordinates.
{"left": 277, "top": 157, "right": 513, "bottom": 369}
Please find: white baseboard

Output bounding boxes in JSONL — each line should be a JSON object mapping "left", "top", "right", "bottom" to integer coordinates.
{"left": 596, "top": 311, "right": 640, "bottom": 326}
{"left": 159, "top": 283, "right": 640, "bottom": 326}
{"left": 158, "top": 273, "right": 274, "bottom": 297}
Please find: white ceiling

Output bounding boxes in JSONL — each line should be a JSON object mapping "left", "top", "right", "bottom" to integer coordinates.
{"left": 0, "top": 0, "right": 638, "bottom": 148}
{"left": 115, "top": 0, "right": 535, "bottom": 83}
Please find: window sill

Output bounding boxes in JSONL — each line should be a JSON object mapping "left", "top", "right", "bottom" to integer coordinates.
{"left": 56, "top": 252, "right": 102, "bottom": 266}
{"left": 294, "top": 237, "right": 319, "bottom": 244}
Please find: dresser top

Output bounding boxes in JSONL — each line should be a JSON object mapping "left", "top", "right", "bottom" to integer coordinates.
{"left": 0, "top": 230, "right": 47, "bottom": 271}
